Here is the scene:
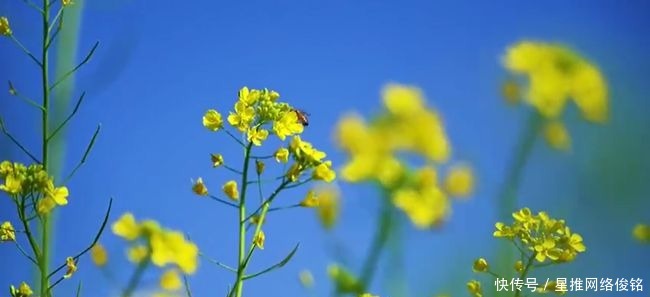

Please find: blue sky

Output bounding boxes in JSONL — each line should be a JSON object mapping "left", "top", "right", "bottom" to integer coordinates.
{"left": 1, "top": 1, "right": 650, "bottom": 296}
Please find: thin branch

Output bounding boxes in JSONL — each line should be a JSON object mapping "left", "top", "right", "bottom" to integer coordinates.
{"left": 284, "top": 177, "right": 313, "bottom": 189}
{"left": 10, "top": 35, "right": 42, "bottom": 67}
{"left": 20, "top": 0, "right": 45, "bottom": 14}
{"left": 244, "top": 180, "right": 290, "bottom": 222}
{"left": 47, "top": 7, "right": 63, "bottom": 34}
{"left": 0, "top": 116, "right": 41, "bottom": 163}
{"left": 243, "top": 243, "right": 300, "bottom": 280}
{"left": 250, "top": 154, "right": 274, "bottom": 160}
{"left": 15, "top": 241, "right": 39, "bottom": 266}
{"left": 8, "top": 81, "right": 46, "bottom": 111}
{"left": 200, "top": 253, "right": 238, "bottom": 273}
{"left": 64, "top": 124, "right": 100, "bottom": 183}
{"left": 50, "top": 41, "right": 99, "bottom": 91}
{"left": 75, "top": 281, "right": 82, "bottom": 297}
{"left": 46, "top": 15, "right": 63, "bottom": 50}
{"left": 208, "top": 195, "right": 239, "bottom": 209}
{"left": 48, "top": 92, "right": 86, "bottom": 141}
{"left": 224, "top": 129, "right": 245, "bottom": 147}
{"left": 47, "top": 198, "right": 112, "bottom": 279}
{"left": 268, "top": 204, "right": 300, "bottom": 213}
{"left": 224, "top": 165, "right": 243, "bottom": 175}
{"left": 183, "top": 275, "right": 193, "bottom": 297}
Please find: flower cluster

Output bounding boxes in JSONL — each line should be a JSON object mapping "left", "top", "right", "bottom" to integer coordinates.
{"left": 502, "top": 41, "right": 609, "bottom": 150}
{"left": 633, "top": 223, "right": 649, "bottom": 243}
{"left": 0, "top": 17, "right": 11, "bottom": 36}
{"left": 111, "top": 213, "right": 199, "bottom": 293}
{"left": 493, "top": 207, "right": 586, "bottom": 263}
{"left": 0, "top": 161, "right": 69, "bottom": 215}
{"left": 335, "top": 84, "right": 474, "bottom": 228}
{"left": 9, "top": 282, "right": 33, "bottom": 297}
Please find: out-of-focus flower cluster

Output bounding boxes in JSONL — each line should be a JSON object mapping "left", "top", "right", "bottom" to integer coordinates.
{"left": 494, "top": 207, "right": 586, "bottom": 263}
{"left": 335, "top": 84, "right": 474, "bottom": 229}
{"left": 633, "top": 223, "right": 649, "bottom": 243}
{"left": 111, "top": 212, "right": 199, "bottom": 293}
{"left": 502, "top": 41, "right": 609, "bottom": 151}
{"left": 0, "top": 161, "right": 69, "bottom": 215}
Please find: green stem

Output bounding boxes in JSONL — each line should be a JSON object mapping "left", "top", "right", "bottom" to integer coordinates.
{"left": 39, "top": 0, "right": 52, "bottom": 295}
{"left": 514, "top": 253, "right": 536, "bottom": 297}
{"left": 232, "top": 142, "right": 254, "bottom": 297}
{"left": 122, "top": 258, "right": 150, "bottom": 297}
{"left": 359, "top": 195, "right": 392, "bottom": 292}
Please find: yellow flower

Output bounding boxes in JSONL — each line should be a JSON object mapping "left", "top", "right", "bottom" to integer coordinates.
{"left": 36, "top": 198, "right": 56, "bottom": 215}
{"left": 10, "top": 282, "right": 33, "bottom": 297}
{"left": 544, "top": 121, "right": 571, "bottom": 151}
{"left": 1, "top": 221, "right": 16, "bottom": 241}
{"left": 0, "top": 17, "right": 11, "bottom": 36}
{"left": 273, "top": 110, "right": 304, "bottom": 140}
{"left": 202, "top": 109, "right": 223, "bottom": 131}
{"left": 160, "top": 269, "right": 182, "bottom": 291}
{"left": 247, "top": 128, "right": 269, "bottom": 146}
{"left": 359, "top": 294, "right": 378, "bottom": 297}
{"left": 210, "top": 154, "right": 224, "bottom": 167}
{"left": 222, "top": 180, "right": 239, "bottom": 200}
{"left": 514, "top": 260, "right": 524, "bottom": 272}
{"left": 150, "top": 230, "right": 199, "bottom": 274}
{"left": 393, "top": 187, "right": 449, "bottom": 229}
{"left": 313, "top": 161, "right": 336, "bottom": 182}
{"left": 286, "top": 163, "right": 302, "bottom": 182}
{"left": 90, "top": 244, "right": 108, "bottom": 267}
{"left": 112, "top": 212, "right": 140, "bottom": 241}
{"left": 328, "top": 263, "right": 362, "bottom": 293}
{"left": 315, "top": 186, "right": 340, "bottom": 230}
{"left": 299, "top": 190, "right": 319, "bottom": 208}
{"left": 192, "top": 178, "right": 208, "bottom": 196}
{"left": 467, "top": 280, "right": 483, "bottom": 297}
{"left": 472, "top": 258, "right": 488, "bottom": 273}
{"left": 444, "top": 164, "right": 474, "bottom": 197}
{"left": 255, "top": 160, "right": 265, "bottom": 175}
{"left": 572, "top": 63, "right": 608, "bottom": 122}
{"left": 127, "top": 245, "right": 149, "bottom": 263}
{"left": 64, "top": 257, "right": 77, "bottom": 278}
{"left": 633, "top": 223, "right": 650, "bottom": 243}
{"left": 227, "top": 101, "right": 255, "bottom": 132}
{"left": 274, "top": 148, "right": 289, "bottom": 163}
{"left": 299, "top": 270, "right": 315, "bottom": 288}
{"left": 45, "top": 182, "right": 69, "bottom": 205}
{"left": 0, "top": 160, "right": 12, "bottom": 176}
{"left": 62, "top": 0, "right": 73, "bottom": 6}
{"left": 253, "top": 230, "right": 265, "bottom": 249}
{"left": 534, "top": 238, "right": 561, "bottom": 262}
{"left": 238, "top": 86, "right": 260, "bottom": 105}
{"left": 382, "top": 83, "right": 424, "bottom": 116}
{"left": 0, "top": 173, "right": 23, "bottom": 195}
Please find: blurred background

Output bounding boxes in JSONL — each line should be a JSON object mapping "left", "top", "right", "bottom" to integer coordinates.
{"left": 1, "top": 1, "right": 649, "bottom": 296}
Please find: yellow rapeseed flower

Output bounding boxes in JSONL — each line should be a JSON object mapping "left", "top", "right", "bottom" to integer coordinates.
{"left": 298, "top": 270, "right": 315, "bottom": 288}
{"left": 160, "top": 269, "right": 182, "bottom": 291}
{"left": 112, "top": 212, "right": 140, "bottom": 241}
{"left": 192, "top": 178, "right": 208, "bottom": 196}
{"left": 472, "top": 258, "right": 488, "bottom": 272}
{"left": 90, "top": 244, "right": 108, "bottom": 267}
{"left": 62, "top": 0, "right": 73, "bottom": 6}
{"left": 467, "top": 280, "right": 483, "bottom": 297}
{"left": 633, "top": 223, "right": 650, "bottom": 243}
{"left": 10, "top": 282, "right": 33, "bottom": 297}
{"left": 247, "top": 128, "right": 269, "bottom": 146}
{"left": 313, "top": 161, "right": 336, "bottom": 182}
{"left": 514, "top": 260, "right": 524, "bottom": 272}
{"left": 0, "top": 17, "right": 11, "bottom": 36}
{"left": 228, "top": 101, "right": 255, "bottom": 132}
{"left": 1, "top": 221, "right": 16, "bottom": 241}
{"left": 211, "top": 154, "right": 224, "bottom": 167}
{"left": 202, "top": 109, "right": 223, "bottom": 131}
{"left": 274, "top": 148, "right": 289, "bottom": 163}
{"left": 393, "top": 186, "right": 449, "bottom": 229}
{"left": 64, "top": 257, "right": 77, "bottom": 278}
{"left": 0, "top": 173, "right": 23, "bottom": 195}
{"left": 382, "top": 83, "right": 424, "bottom": 116}
{"left": 444, "top": 164, "right": 474, "bottom": 197}
{"left": 127, "top": 245, "right": 149, "bottom": 263}
{"left": 273, "top": 110, "right": 304, "bottom": 140}
{"left": 255, "top": 160, "right": 265, "bottom": 175}
{"left": 299, "top": 190, "right": 319, "bottom": 208}
{"left": 315, "top": 185, "right": 340, "bottom": 230}
{"left": 150, "top": 230, "right": 199, "bottom": 274}
{"left": 253, "top": 230, "right": 265, "bottom": 249}
{"left": 45, "top": 182, "right": 69, "bottom": 205}
{"left": 222, "top": 180, "right": 239, "bottom": 200}
{"left": 544, "top": 121, "right": 571, "bottom": 151}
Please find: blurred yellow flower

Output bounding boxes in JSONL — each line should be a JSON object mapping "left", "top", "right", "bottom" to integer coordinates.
{"left": 211, "top": 154, "right": 224, "bottom": 167}
{"left": 0, "top": 221, "right": 15, "bottom": 242}
{"left": 253, "top": 230, "right": 265, "bottom": 249}
{"left": 160, "top": 269, "right": 182, "bottom": 291}
{"left": 514, "top": 260, "right": 524, "bottom": 272}
{"left": 503, "top": 41, "right": 608, "bottom": 123}
{"left": 444, "top": 164, "right": 474, "bottom": 197}
{"left": 10, "top": 282, "right": 33, "bottom": 297}
{"left": 299, "top": 270, "right": 315, "bottom": 288}
{"left": 0, "top": 17, "right": 11, "bottom": 36}
{"left": 359, "top": 294, "right": 379, "bottom": 297}
{"left": 315, "top": 185, "right": 340, "bottom": 230}
{"left": 472, "top": 258, "right": 488, "bottom": 273}
{"left": 64, "top": 257, "right": 77, "bottom": 278}
{"left": 62, "top": 0, "right": 73, "bottom": 6}
{"left": 633, "top": 223, "right": 650, "bottom": 243}
{"left": 192, "top": 177, "right": 208, "bottom": 196}
{"left": 222, "top": 180, "right": 239, "bottom": 200}
{"left": 543, "top": 121, "right": 571, "bottom": 151}
{"left": 112, "top": 212, "right": 140, "bottom": 241}
{"left": 127, "top": 245, "right": 149, "bottom": 263}
{"left": 393, "top": 187, "right": 449, "bottom": 229}
{"left": 202, "top": 109, "right": 223, "bottom": 131}
{"left": 382, "top": 83, "right": 424, "bottom": 116}
{"left": 150, "top": 230, "right": 199, "bottom": 274}
{"left": 313, "top": 161, "right": 336, "bottom": 182}
{"left": 274, "top": 148, "right": 289, "bottom": 163}
{"left": 299, "top": 190, "right": 319, "bottom": 208}
{"left": 467, "top": 280, "right": 483, "bottom": 297}
{"left": 90, "top": 244, "right": 108, "bottom": 267}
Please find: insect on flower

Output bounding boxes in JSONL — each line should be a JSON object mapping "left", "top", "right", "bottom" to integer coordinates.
{"left": 292, "top": 109, "right": 310, "bottom": 126}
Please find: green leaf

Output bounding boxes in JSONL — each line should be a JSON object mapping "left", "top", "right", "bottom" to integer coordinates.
{"left": 243, "top": 243, "right": 300, "bottom": 280}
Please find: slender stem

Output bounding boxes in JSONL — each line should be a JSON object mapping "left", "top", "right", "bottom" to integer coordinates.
{"left": 232, "top": 142, "right": 253, "bottom": 297}
{"left": 122, "top": 258, "right": 150, "bottom": 297}
{"left": 39, "top": 0, "right": 52, "bottom": 294}
{"left": 359, "top": 196, "right": 392, "bottom": 291}
{"left": 514, "top": 253, "right": 537, "bottom": 297}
